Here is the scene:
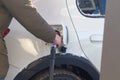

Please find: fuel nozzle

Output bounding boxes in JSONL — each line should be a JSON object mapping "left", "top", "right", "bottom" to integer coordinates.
{"left": 49, "top": 44, "right": 56, "bottom": 80}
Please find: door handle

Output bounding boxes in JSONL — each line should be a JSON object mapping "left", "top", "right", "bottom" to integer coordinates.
{"left": 90, "top": 34, "right": 103, "bottom": 42}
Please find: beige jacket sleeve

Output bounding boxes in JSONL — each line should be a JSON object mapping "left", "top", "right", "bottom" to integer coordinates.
{"left": 1, "top": 0, "right": 56, "bottom": 43}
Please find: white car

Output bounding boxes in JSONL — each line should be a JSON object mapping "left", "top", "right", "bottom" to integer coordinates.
{"left": 5, "top": 0, "right": 106, "bottom": 80}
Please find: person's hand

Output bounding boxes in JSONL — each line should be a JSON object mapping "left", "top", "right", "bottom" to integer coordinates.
{"left": 53, "top": 33, "right": 62, "bottom": 48}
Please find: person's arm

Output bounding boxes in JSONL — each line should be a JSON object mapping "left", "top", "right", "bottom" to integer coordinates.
{"left": 1, "top": 0, "right": 56, "bottom": 43}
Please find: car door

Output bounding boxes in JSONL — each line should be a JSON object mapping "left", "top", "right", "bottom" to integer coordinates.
{"left": 66, "top": 0, "right": 106, "bottom": 71}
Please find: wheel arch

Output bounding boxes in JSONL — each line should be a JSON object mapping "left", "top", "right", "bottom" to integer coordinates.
{"left": 14, "top": 53, "right": 99, "bottom": 80}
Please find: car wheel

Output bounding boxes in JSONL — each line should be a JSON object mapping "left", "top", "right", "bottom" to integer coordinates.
{"left": 30, "top": 69, "right": 82, "bottom": 80}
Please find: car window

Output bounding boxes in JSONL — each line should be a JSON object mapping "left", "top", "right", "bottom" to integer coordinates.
{"left": 76, "top": 0, "right": 106, "bottom": 17}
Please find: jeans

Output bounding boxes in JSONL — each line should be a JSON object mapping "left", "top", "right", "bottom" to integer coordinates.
{"left": 0, "top": 78, "right": 4, "bottom": 80}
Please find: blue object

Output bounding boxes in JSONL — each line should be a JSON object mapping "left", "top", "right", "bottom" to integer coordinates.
{"left": 0, "top": 78, "right": 4, "bottom": 80}
{"left": 102, "top": 0, "right": 106, "bottom": 14}
{"left": 98, "top": 0, "right": 106, "bottom": 15}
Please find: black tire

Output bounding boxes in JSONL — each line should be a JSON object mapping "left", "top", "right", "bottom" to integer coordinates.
{"left": 31, "top": 69, "right": 82, "bottom": 80}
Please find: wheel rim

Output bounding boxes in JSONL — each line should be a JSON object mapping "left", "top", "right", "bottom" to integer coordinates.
{"left": 43, "top": 74, "right": 79, "bottom": 80}
{"left": 30, "top": 69, "right": 82, "bottom": 80}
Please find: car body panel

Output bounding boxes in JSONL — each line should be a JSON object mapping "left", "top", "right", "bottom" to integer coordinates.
{"left": 66, "top": 0, "right": 104, "bottom": 71}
